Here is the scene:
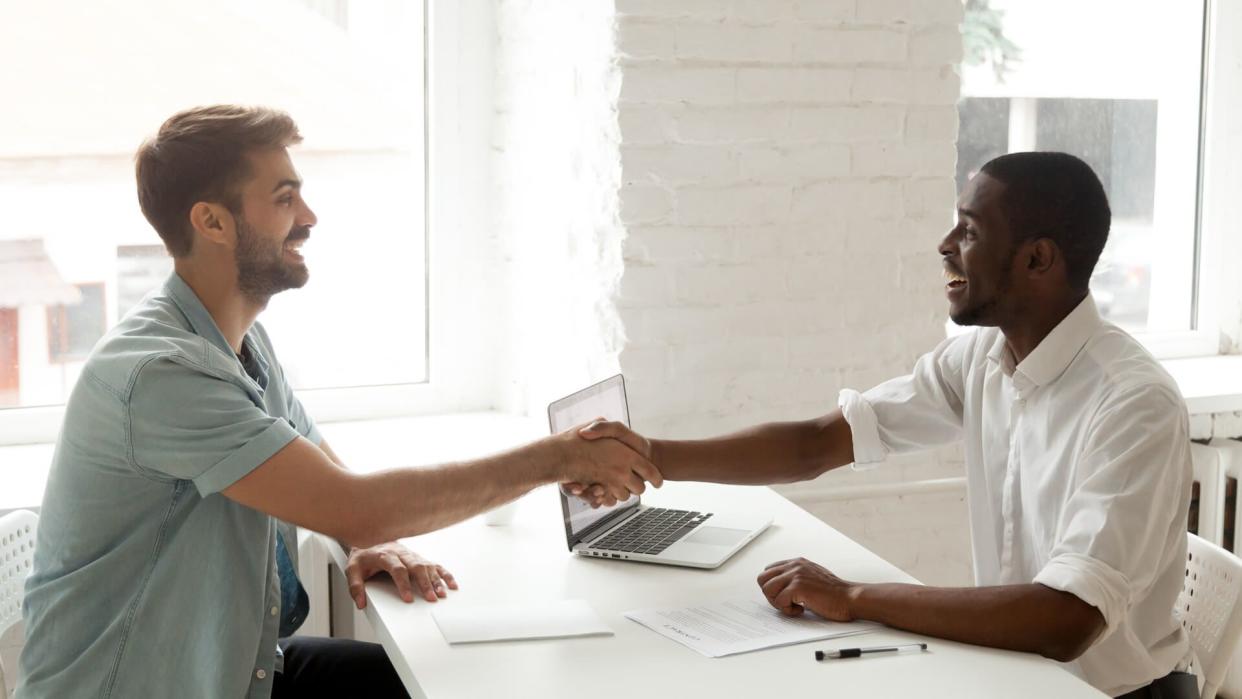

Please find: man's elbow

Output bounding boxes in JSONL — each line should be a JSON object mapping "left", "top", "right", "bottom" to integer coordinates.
{"left": 1039, "top": 604, "right": 1106, "bottom": 663}
{"left": 327, "top": 478, "right": 392, "bottom": 549}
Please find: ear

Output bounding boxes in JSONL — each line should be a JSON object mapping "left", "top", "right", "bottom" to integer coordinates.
{"left": 188, "top": 202, "right": 235, "bottom": 248}
{"left": 1023, "top": 237, "right": 1060, "bottom": 278}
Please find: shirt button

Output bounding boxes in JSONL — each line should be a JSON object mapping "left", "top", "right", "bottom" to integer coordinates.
{"left": 256, "top": 669, "right": 267, "bottom": 680}
{"left": 271, "top": 606, "right": 279, "bottom": 616}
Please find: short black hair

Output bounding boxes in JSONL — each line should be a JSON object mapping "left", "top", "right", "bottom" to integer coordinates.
{"left": 979, "top": 152, "right": 1111, "bottom": 291}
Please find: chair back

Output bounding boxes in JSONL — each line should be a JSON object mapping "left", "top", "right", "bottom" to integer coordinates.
{"left": 0, "top": 510, "right": 38, "bottom": 697}
{"left": 1177, "top": 533, "right": 1242, "bottom": 699}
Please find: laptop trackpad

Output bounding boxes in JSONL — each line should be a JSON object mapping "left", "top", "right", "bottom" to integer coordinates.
{"left": 686, "top": 526, "right": 750, "bottom": 548}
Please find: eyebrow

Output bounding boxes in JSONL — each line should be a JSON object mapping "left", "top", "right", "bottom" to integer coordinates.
{"left": 271, "top": 178, "right": 302, "bottom": 194}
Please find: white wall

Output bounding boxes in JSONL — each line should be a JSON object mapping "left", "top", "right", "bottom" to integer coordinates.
{"left": 609, "top": 0, "right": 971, "bottom": 584}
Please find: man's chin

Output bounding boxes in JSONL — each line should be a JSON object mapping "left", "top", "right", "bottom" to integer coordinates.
{"left": 949, "top": 308, "right": 974, "bottom": 326}
{"left": 289, "top": 265, "right": 309, "bottom": 289}
{"left": 949, "top": 303, "right": 999, "bottom": 328}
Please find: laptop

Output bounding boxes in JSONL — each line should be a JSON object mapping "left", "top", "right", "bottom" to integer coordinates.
{"left": 548, "top": 375, "right": 772, "bottom": 569}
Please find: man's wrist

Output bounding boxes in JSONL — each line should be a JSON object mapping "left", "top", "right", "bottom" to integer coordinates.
{"left": 845, "top": 582, "right": 869, "bottom": 622}
{"left": 648, "top": 438, "right": 666, "bottom": 478}
{"left": 533, "top": 436, "right": 568, "bottom": 484}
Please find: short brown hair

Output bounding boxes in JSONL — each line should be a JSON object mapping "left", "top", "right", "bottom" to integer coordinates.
{"left": 134, "top": 105, "right": 302, "bottom": 257}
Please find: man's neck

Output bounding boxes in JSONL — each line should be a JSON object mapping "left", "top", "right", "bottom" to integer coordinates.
{"left": 174, "top": 261, "right": 265, "bottom": 354}
{"left": 999, "top": 292, "right": 1087, "bottom": 365}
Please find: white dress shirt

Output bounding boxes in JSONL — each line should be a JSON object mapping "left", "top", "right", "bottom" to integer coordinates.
{"left": 839, "top": 296, "right": 1192, "bottom": 696}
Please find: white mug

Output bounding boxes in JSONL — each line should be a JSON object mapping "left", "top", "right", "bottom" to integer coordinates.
{"left": 483, "top": 499, "right": 519, "bottom": 526}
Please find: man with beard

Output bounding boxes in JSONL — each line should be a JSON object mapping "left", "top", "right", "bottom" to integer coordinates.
{"left": 16, "top": 106, "right": 661, "bottom": 699}
{"left": 575, "top": 153, "right": 1196, "bottom": 698}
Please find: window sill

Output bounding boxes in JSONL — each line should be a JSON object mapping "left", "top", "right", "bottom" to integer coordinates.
{"left": 1161, "top": 355, "right": 1242, "bottom": 415}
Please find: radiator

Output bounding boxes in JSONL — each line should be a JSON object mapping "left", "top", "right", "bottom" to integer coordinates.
{"left": 1191, "top": 440, "right": 1242, "bottom": 698}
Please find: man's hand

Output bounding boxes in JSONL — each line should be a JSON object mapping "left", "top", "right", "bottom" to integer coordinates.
{"left": 345, "top": 542, "right": 458, "bottom": 609}
{"left": 757, "top": 557, "right": 858, "bottom": 621}
{"left": 563, "top": 420, "right": 658, "bottom": 508}
{"left": 553, "top": 420, "right": 663, "bottom": 506}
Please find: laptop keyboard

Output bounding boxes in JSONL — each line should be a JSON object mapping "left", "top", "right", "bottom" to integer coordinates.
{"left": 591, "top": 509, "right": 712, "bottom": 556}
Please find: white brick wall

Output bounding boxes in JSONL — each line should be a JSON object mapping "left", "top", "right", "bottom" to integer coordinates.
{"left": 612, "top": 0, "right": 968, "bottom": 583}
{"left": 614, "top": 0, "right": 960, "bottom": 436}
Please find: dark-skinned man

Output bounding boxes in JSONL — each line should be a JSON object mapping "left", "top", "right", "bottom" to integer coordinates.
{"left": 575, "top": 152, "right": 1195, "bottom": 698}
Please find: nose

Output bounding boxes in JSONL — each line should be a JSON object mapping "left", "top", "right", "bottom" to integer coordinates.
{"left": 938, "top": 227, "right": 958, "bottom": 259}
{"left": 299, "top": 199, "right": 318, "bottom": 228}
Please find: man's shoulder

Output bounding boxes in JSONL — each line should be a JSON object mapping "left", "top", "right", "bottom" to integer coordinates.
{"left": 936, "top": 325, "right": 1003, "bottom": 369}
{"left": 1081, "top": 323, "right": 1183, "bottom": 407}
{"left": 81, "top": 295, "right": 229, "bottom": 398}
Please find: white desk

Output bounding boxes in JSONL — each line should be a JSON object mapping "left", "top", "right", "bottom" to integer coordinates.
{"left": 324, "top": 481, "right": 1105, "bottom": 698}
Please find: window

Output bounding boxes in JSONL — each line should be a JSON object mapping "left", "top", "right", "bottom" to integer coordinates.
{"left": 958, "top": 0, "right": 1207, "bottom": 338}
{"left": 116, "top": 245, "right": 174, "bottom": 318}
{"left": 0, "top": 0, "right": 427, "bottom": 410}
{"left": 47, "top": 283, "right": 107, "bottom": 363}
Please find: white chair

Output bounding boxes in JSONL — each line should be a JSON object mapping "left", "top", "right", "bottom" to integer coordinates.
{"left": 1177, "top": 533, "right": 1242, "bottom": 699}
{"left": 0, "top": 510, "right": 38, "bottom": 698}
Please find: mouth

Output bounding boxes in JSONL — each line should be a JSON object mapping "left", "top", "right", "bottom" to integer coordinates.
{"left": 283, "top": 235, "right": 308, "bottom": 261}
{"left": 943, "top": 267, "right": 967, "bottom": 296}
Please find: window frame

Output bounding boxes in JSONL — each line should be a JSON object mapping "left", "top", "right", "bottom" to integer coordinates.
{"left": 1139, "top": 0, "right": 1242, "bottom": 361}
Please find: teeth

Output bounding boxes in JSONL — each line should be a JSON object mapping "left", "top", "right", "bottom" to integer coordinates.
{"left": 942, "top": 269, "right": 966, "bottom": 284}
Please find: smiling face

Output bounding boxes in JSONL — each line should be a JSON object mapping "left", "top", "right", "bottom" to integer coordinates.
{"left": 231, "top": 148, "right": 317, "bottom": 302}
{"left": 939, "top": 173, "right": 1023, "bottom": 327}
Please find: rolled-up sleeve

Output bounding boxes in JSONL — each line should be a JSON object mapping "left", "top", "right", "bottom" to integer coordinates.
{"left": 1033, "top": 385, "right": 1191, "bottom": 637}
{"left": 127, "top": 357, "right": 301, "bottom": 496}
{"left": 284, "top": 387, "right": 322, "bottom": 446}
{"left": 839, "top": 334, "right": 969, "bottom": 467}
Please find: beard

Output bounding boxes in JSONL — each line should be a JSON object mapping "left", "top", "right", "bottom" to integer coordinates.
{"left": 235, "top": 217, "right": 311, "bottom": 303}
{"left": 949, "top": 251, "right": 1017, "bottom": 327}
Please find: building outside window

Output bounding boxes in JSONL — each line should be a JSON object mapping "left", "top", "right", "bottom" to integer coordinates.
{"left": 47, "top": 283, "right": 107, "bottom": 363}
{"left": 0, "top": 0, "right": 427, "bottom": 411}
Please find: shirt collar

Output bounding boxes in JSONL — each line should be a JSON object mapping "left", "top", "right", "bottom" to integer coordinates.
{"left": 163, "top": 272, "right": 268, "bottom": 383}
{"left": 986, "top": 295, "right": 1102, "bottom": 391}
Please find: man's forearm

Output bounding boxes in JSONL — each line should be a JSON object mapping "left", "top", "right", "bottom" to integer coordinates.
{"left": 848, "top": 582, "right": 1105, "bottom": 662}
{"left": 343, "top": 439, "right": 560, "bottom": 547}
{"left": 652, "top": 410, "right": 855, "bottom": 484}
{"left": 316, "top": 439, "right": 356, "bottom": 552}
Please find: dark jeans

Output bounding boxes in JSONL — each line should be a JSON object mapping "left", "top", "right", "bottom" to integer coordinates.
{"left": 1116, "top": 671, "right": 1200, "bottom": 699}
{"left": 272, "top": 636, "right": 410, "bottom": 699}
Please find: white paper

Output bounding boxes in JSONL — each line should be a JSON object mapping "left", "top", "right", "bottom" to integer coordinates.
{"left": 623, "top": 598, "right": 871, "bottom": 658}
{"left": 432, "top": 599, "right": 613, "bottom": 644}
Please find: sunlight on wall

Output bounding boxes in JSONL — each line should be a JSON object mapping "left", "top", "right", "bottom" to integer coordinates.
{"left": 493, "top": 0, "right": 626, "bottom": 418}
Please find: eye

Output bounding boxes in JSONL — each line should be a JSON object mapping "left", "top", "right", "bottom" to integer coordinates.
{"left": 963, "top": 227, "right": 977, "bottom": 241}
{"left": 277, "top": 194, "right": 294, "bottom": 206}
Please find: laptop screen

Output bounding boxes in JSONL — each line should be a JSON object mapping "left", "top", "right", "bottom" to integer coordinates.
{"left": 548, "top": 375, "right": 638, "bottom": 546}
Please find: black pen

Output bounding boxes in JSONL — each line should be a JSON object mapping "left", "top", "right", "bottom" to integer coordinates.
{"left": 815, "top": 642, "right": 928, "bottom": 660}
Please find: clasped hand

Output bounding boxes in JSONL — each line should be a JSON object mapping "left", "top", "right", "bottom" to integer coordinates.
{"left": 558, "top": 419, "right": 662, "bottom": 508}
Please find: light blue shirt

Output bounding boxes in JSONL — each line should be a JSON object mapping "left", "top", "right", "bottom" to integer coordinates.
{"left": 17, "top": 273, "right": 321, "bottom": 699}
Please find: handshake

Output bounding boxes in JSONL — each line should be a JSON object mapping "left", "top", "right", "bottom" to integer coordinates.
{"left": 553, "top": 420, "right": 662, "bottom": 508}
